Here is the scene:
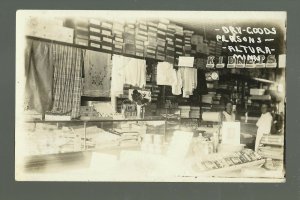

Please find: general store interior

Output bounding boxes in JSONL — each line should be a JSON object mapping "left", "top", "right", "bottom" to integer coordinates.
{"left": 16, "top": 11, "right": 286, "bottom": 181}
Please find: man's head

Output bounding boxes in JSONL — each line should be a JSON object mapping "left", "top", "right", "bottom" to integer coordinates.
{"left": 225, "top": 101, "right": 233, "bottom": 114}
{"left": 261, "top": 103, "right": 270, "bottom": 114}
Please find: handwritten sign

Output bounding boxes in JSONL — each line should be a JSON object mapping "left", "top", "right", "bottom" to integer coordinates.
{"left": 206, "top": 25, "right": 280, "bottom": 68}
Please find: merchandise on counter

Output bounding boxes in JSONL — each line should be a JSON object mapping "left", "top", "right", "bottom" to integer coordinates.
{"left": 83, "top": 50, "right": 112, "bottom": 97}
{"left": 167, "top": 131, "right": 194, "bottom": 159}
{"left": 202, "top": 112, "right": 221, "bottom": 122}
{"left": 178, "top": 106, "right": 191, "bottom": 118}
{"left": 44, "top": 114, "right": 72, "bottom": 121}
{"left": 260, "top": 135, "right": 284, "bottom": 146}
{"left": 249, "top": 95, "right": 271, "bottom": 100}
{"left": 257, "top": 146, "right": 284, "bottom": 160}
{"left": 195, "top": 149, "right": 264, "bottom": 172}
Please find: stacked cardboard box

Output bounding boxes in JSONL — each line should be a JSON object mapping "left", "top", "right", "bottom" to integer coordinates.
{"left": 112, "top": 22, "right": 124, "bottom": 53}
{"left": 174, "top": 25, "right": 184, "bottom": 58}
{"left": 190, "top": 106, "right": 201, "bottom": 118}
{"left": 183, "top": 30, "right": 193, "bottom": 56}
{"left": 26, "top": 18, "right": 74, "bottom": 44}
{"left": 135, "top": 21, "right": 147, "bottom": 57}
{"left": 88, "top": 19, "right": 102, "bottom": 48}
{"left": 123, "top": 23, "right": 136, "bottom": 55}
{"left": 215, "top": 41, "right": 223, "bottom": 57}
{"left": 145, "top": 21, "right": 158, "bottom": 59}
{"left": 74, "top": 20, "right": 89, "bottom": 46}
{"left": 178, "top": 106, "right": 191, "bottom": 118}
{"left": 165, "top": 23, "right": 176, "bottom": 63}
{"left": 208, "top": 40, "right": 216, "bottom": 56}
{"left": 191, "top": 34, "right": 204, "bottom": 53}
{"left": 156, "top": 20, "right": 168, "bottom": 61}
{"left": 100, "top": 21, "right": 113, "bottom": 51}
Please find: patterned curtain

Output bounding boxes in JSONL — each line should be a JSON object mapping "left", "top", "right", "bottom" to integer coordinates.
{"left": 50, "top": 44, "right": 84, "bottom": 118}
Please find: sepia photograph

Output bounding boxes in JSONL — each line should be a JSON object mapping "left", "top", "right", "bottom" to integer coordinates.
{"left": 15, "top": 10, "right": 286, "bottom": 182}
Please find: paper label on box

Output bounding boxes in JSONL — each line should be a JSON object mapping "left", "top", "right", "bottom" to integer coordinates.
{"left": 103, "top": 37, "right": 112, "bottom": 43}
{"left": 148, "top": 26, "right": 158, "bottom": 32}
{"left": 102, "top": 30, "right": 112, "bottom": 36}
{"left": 101, "top": 22, "right": 112, "bottom": 29}
{"left": 90, "top": 43, "right": 101, "bottom": 48}
{"left": 102, "top": 46, "right": 112, "bottom": 51}
{"left": 90, "top": 35, "right": 101, "bottom": 41}
{"left": 178, "top": 56, "right": 195, "bottom": 67}
{"left": 114, "top": 44, "right": 123, "bottom": 49}
{"left": 89, "top": 19, "right": 101, "bottom": 26}
{"left": 89, "top": 27, "right": 101, "bottom": 33}
{"left": 115, "top": 37, "right": 123, "bottom": 42}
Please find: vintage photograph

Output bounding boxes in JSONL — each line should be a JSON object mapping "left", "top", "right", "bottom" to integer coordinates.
{"left": 15, "top": 10, "right": 286, "bottom": 182}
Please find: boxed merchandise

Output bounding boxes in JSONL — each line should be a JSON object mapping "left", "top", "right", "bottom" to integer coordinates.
{"left": 123, "top": 33, "right": 135, "bottom": 44}
{"left": 89, "top": 26, "right": 101, "bottom": 34}
{"left": 89, "top": 34, "right": 101, "bottom": 42}
{"left": 101, "top": 21, "right": 113, "bottom": 29}
{"left": 74, "top": 38, "right": 88, "bottom": 46}
{"left": 89, "top": 41, "right": 101, "bottom": 49}
{"left": 124, "top": 43, "right": 136, "bottom": 55}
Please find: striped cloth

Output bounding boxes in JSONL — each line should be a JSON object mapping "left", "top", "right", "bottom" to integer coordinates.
{"left": 50, "top": 44, "right": 84, "bottom": 118}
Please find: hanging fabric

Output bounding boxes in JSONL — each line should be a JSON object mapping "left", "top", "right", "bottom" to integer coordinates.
{"left": 111, "top": 55, "right": 146, "bottom": 96}
{"left": 171, "top": 69, "right": 183, "bottom": 95}
{"left": 83, "top": 50, "right": 112, "bottom": 97}
{"left": 180, "top": 67, "right": 198, "bottom": 98}
{"left": 156, "top": 61, "right": 177, "bottom": 86}
{"left": 124, "top": 58, "right": 146, "bottom": 88}
{"left": 24, "top": 39, "right": 54, "bottom": 113}
{"left": 111, "top": 55, "right": 130, "bottom": 96}
{"left": 50, "top": 43, "right": 84, "bottom": 118}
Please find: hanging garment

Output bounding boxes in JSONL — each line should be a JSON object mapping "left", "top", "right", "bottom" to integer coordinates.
{"left": 111, "top": 55, "right": 126, "bottom": 96}
{"left": 156, "top": 61, "right": 177, "bottom": 86}
{"left": 180, "top": 67, "right": 197, "bottom": 98}
{"left": 83, "top": 50, "right": 112, "bottom": 97}
{"left": 172, "top": 69, "right": 182, "bottom": 95}
{"left": 50, "top": 44, "right": 84, "bottom": 118}
{"left": 24, "top": 39, "right": 54, "bottom": 113}
{"left": 255, "top": 112, "right": 273, "bottom": 151}
{"left": 124, "top": 58, "right": 146, "bottom": 88}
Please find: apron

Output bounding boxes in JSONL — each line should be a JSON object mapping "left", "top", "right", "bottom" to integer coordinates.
{"left": 255, "top": 112, "right": 273, "bottom": 151}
